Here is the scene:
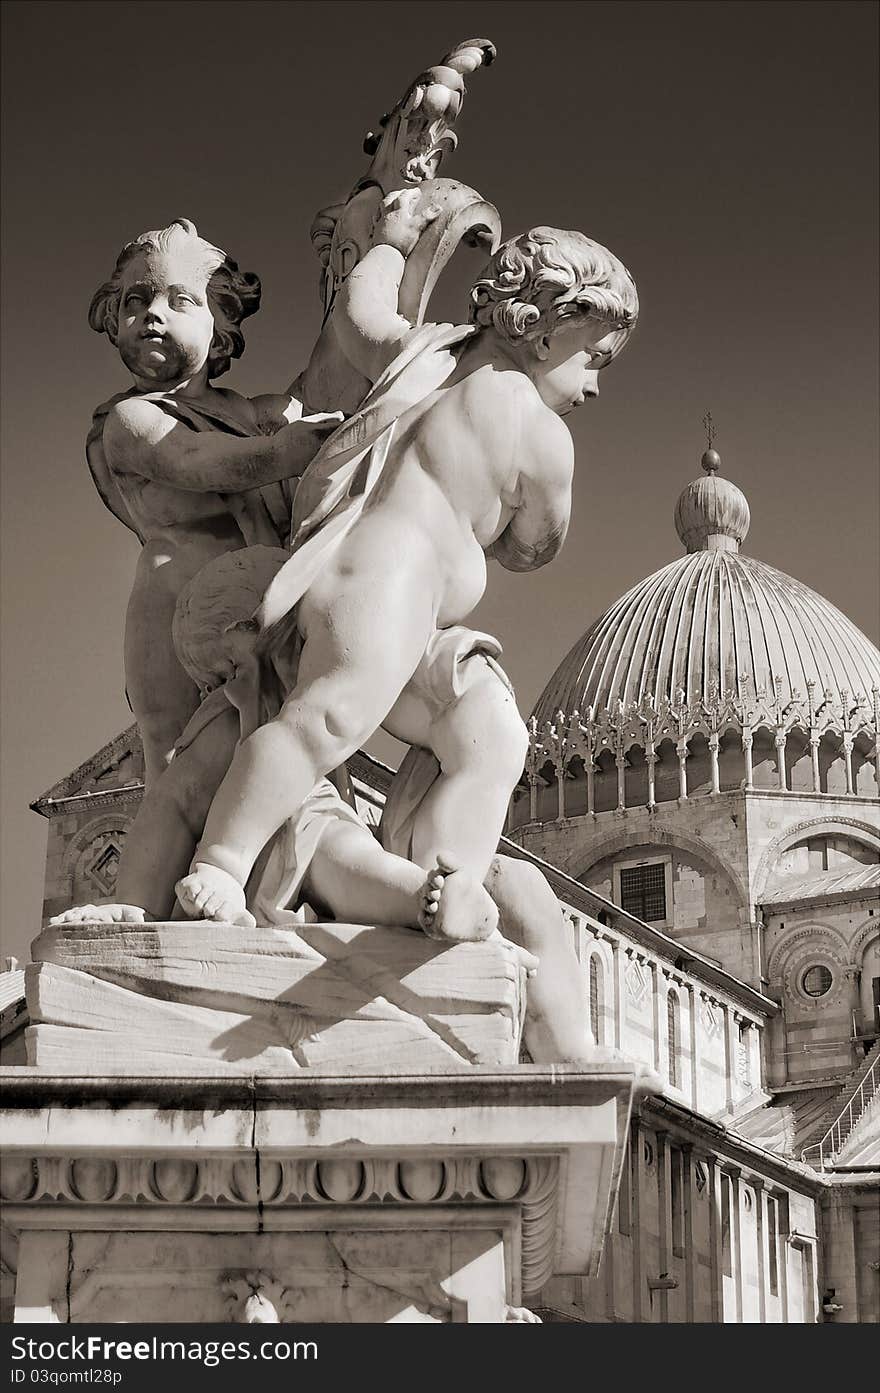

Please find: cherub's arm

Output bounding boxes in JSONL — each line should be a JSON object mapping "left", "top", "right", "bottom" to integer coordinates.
{"left": 103, "top": 398, "right": 337, "bottom": 493}
{"left": 332, "top": 245, "right": 410, "bottom": 384}
{"left": 331, "top": 191, "right": 439, "bottom": 383}
{"left": 113, "top": 708, "right": 240, "bottom": 918}
{"left": 488, "top": 408, "right": 574, "bottom": 573}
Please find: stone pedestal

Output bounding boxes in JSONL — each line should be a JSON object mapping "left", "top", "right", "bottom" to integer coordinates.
{"left": 0, "top": 1066, "right": 635, "bottom": 1323}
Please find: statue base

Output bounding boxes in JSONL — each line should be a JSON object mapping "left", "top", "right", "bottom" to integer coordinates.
{"left": 27, "top": 920, "right": 526, "bottom": 1071}
{"left": 1, "top": 1066, "right": 635, "bottom": 1323}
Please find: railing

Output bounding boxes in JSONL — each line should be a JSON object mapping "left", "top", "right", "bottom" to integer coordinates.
{"left": 801, "top": 1053, "right": 879, "bottom": 1170}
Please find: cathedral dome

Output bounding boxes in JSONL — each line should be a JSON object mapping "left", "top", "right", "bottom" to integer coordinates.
{"left": 533, "top": 453, "right": 880, "bottom": 728}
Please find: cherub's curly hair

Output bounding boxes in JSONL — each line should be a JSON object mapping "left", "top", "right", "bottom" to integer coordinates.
{"left": 470, "top": 227, "right": 638, "bottom": 349}
{"left": 173, "top": 547, "right": 289, "bottom": 694}
{"left": 88, "top": 218, "right": 261, "bottom": 379}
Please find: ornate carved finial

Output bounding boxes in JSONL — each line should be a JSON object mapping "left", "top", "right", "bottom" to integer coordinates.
{"left": 306, "top": 39, "right": 501, "bottom": 350}
{"left": 362, "top": 39, "right": 497, "bottom": 181}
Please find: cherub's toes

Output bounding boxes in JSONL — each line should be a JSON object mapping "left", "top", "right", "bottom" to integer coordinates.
{"left": 434, "top": 850, "right": 459, "bottom": 876}
{"left": 175, "top": 877, "right": 203, "bottom": 915}
{"left": 419, "top": 909, "right": 439, "bottom": 936}
{"left": 201, "top": 892, "right": 228, "bottom": 919}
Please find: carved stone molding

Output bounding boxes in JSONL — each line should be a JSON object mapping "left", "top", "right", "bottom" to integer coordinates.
{"left": 0, "top": 1151, "right": 562, "bottom": 1294}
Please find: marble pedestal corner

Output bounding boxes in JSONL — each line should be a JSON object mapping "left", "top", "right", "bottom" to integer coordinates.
{"left": 0, "top": 1065, "right": 635, "bottom": 1324}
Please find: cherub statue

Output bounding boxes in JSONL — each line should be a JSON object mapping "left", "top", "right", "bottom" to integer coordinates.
{"left": 54, "top": 544, "right": 624, "bottom": 1066}
{"left": 176, "top": 208, "right": 638, "bottom": 928}
{"left": 87, "top": 217, "right": 341, "bottom": 783}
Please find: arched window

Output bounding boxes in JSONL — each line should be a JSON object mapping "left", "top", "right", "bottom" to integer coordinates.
{"left": 667, "top": 990, "right": 680, "bottom": 1089}
{"left": 589, "top": 955, "right": 604, "bottom": 1045}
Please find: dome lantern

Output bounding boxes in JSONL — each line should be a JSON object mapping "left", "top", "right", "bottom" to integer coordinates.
{"left": 674, "top": 446, "right": 751, "bottom": 554}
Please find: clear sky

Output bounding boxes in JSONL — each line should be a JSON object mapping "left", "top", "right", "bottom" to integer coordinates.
{"left": 1, "top": 0, "right": 878, "bottom": 966}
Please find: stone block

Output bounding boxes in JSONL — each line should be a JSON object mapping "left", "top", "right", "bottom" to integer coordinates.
{"left": 27, "top": 920, "right": 526, "bottom": 1071}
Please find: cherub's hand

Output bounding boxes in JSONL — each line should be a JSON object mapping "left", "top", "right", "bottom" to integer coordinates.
{"left": 48, "top": 903, "right": 150, "bottom": 926}
{"left": 374, "top": 189, "right": 441, "bottom": 257}
{"left": 278, "top": 412, "right": 344, "bottom": 476}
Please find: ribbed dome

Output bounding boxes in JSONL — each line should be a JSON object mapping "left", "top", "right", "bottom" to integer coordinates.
{"left": 533, "top": 455, "right": 880, "bottom": 728}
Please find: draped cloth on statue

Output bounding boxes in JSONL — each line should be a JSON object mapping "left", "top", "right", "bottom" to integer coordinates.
{"left": 256, "top": 321, "right": 477, "bottom": 631}
{"left": 86, "top": 388, "right": 295, "bottom": 548}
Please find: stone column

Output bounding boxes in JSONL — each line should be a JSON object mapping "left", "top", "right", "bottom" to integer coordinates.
{"left": 611, "top": 939, "right": 624, "bottom": 1050}
{"left": 646, "top": 749, "right": 657, "bottom": 810}
{"left": 615, "top": 752, "right": 626, "bottom": 812}
{"left": 742, "top": 727, "right": 754, "bottom": 790}
{"left": 722, "top": 1002, "right": 736, "bottom": 1111}
{"left": 688, "top": 985, "right": 700, "bottom": 1111}
{"left": 629, "top": 1118, "right": 650, "bottom": 1322}
{"left": 677, "top": 740, "right": 688, "bottom": 800}
{"left": 650, "top": 959, "right": 662, "bottom": 1072}
{"left": 778, "top": 1192, "right": 791, "bottom": 1322}
{"left": 681, "top": 1144, "right": 697, "bottom": 1322}
{"left": 528, "top": 772, "right": 538, "bottom": 823}
{"left": 707, "top": 1157, "right": 723, "bottom": 1322}
{"left": 655, "top": 1131, "right": 671, "bottom": 1322}
{"left": 554, "top": 756, "right": 566, "bottom": 821}
{"left": 728, "top": 1167, "right": 743, "bottom": 1322}
{"left": 709, "top": 732, "right": 721, "bottom": 794}
{"left": 809, "top": 731, "right": 821, "bottom": 793}
{"left": 749, "top": 1021, "right": 763, "bottom": 1092}
{"left": 775, "top": 729, "right": 788, "bottom": 791}
{"left": 754, "top": 1178, "right": 767, "bottom": 1323}
{"left": 842, "top": 731, "right": 854, "bottom": 795}
{"left": 843, "top": 964, "right": 862, "bottom": 1042}
{"left": 586, "top": 758, "right": 595, "bottom": 816}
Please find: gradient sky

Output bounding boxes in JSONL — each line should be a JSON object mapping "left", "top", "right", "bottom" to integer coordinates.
{"left": 2, "top": 0, "right": 878, "bottom": 966}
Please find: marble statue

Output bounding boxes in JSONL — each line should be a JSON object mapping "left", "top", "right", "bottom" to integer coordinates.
{"left": 52, "top": 37, "right": 640, "bottom": 1070}
{"left": 178, "top": 213, "right": 638, "bottom": 929}
{"left": 9, "top": 38, "right": 656, "bottom": 1330}
{"left": 87, "top": 218, "right": 341, "bottom": 783}
{"left": 53, "top": 543, "right": 626, "bottom": 1065}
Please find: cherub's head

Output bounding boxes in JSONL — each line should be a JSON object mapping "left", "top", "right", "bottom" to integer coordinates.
{"left": 470, "top": 227, "right": 638, "bottom": 414}
{"left": 89, "top": 218, "right": 261, "bottom": 387}
{"left": 173, "top": 547, "right": 289, "bottom": 696}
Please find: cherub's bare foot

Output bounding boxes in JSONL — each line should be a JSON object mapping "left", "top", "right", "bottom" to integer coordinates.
{"left": 418, "top": 852, "right": 499, "bottom": 942}
{"left": 48, "top": 903, "right": 150, "bottom": 926}
{"left": 175, "top": 863, "right": 256, "bottom": 928}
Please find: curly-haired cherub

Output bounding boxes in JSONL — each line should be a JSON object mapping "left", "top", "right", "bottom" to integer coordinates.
{"left": 179, "top": 220, "right": 638, "bottom": 924}
{"left": 87, "top": 217, "right": 341, "bottom": 782}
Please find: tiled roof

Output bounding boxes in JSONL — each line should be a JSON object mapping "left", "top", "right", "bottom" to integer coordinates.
{"left": 760, "top": 863, "right": 880, "bottom": 907}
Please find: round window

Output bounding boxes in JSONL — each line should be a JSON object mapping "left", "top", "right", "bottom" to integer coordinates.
{"left": 801, "top": 964, "right": 833, "bottom": 998}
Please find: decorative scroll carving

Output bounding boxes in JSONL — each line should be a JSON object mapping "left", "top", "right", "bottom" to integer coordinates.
{"left": 310, "top": 39, "right": 500, "bottom": 330}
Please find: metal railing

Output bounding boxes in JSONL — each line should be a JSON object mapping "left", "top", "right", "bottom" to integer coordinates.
{"left": 801, "top": 1052, "right": 879, "bottom": 1170}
